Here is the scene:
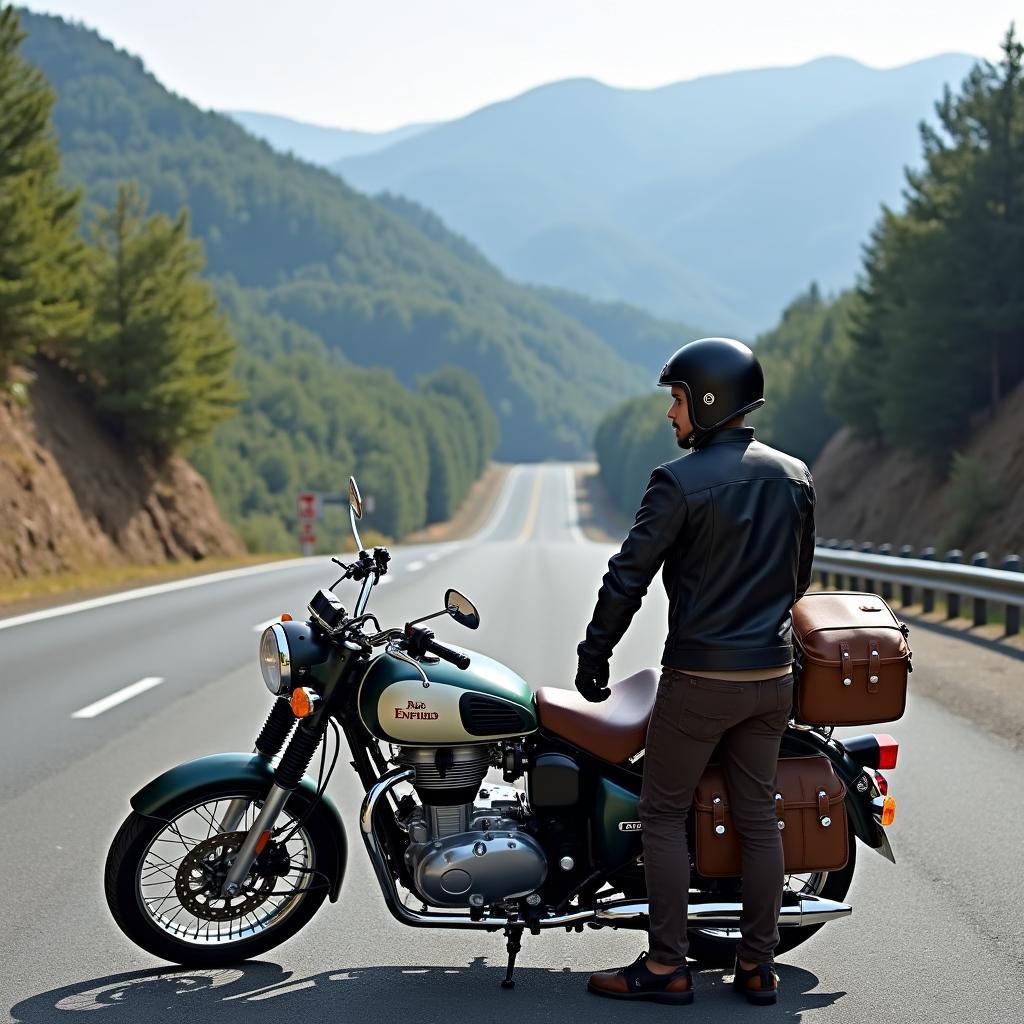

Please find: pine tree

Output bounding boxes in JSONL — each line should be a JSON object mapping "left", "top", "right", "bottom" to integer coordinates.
{"left": 833, "top": 26, "right": 1024, "bottom": 460}
{"left": 82, "top": 182, "right": 240, "bottom": 457}
{"left": 0, "top": 5, "right": 85, "bottom": 379}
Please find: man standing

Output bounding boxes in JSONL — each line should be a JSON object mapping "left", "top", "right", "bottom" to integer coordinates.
{"left": 579, "top": 338, "right": 816, "bottom": 1006}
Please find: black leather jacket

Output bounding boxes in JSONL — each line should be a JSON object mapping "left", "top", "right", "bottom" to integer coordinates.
{"left": 581, "top": 427, "right": 815, "bottom": 671}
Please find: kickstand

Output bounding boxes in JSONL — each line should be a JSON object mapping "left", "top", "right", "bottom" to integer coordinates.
{"left": 500, "top": 924, "right": 524, "bottom": 990}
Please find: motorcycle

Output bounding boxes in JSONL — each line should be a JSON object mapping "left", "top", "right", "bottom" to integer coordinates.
{"left": 105, "top": 478, "right": 899, "bottom": 986}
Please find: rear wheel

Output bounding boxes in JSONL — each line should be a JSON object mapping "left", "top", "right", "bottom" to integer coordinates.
{"left": 105, "top": 783, "right": 336, "bottom": 966}
{"left": 685, "top": 828, "right": 857, "bottom": 967}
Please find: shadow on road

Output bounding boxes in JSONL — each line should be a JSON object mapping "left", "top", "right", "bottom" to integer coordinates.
{"left": 11, "top": 958, "right": 844, "bottom": 1023}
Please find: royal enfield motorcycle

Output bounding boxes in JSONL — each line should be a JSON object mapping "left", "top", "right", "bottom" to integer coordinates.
{"left": 105, "top": 478, "right": 899, "bottom": 986}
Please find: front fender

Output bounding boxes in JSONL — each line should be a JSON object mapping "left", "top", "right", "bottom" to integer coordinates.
{"left": 781, "top": 731, "right": 894, "bottom": 862}
{"left": 130, "top": 752, "right": 348, "bottom": 901}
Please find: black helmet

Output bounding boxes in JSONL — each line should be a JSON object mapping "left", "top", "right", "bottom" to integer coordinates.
{"left": 658, "top": 337, "right": 765, "bottom": 449}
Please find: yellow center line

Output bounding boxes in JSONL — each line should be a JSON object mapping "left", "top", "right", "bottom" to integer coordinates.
{"left": 516, "top": 468, "right": 544, "bottom": 544}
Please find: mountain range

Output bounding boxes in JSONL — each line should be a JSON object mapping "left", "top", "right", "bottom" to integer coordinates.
{"left": 244, "top": 54, "right": 975, "bottom": 334}
{"left": 20, "top": 10, "right": 689, "bottom": 463}
{"left": 226, "top": 110, "right": 430, "bottom": 164}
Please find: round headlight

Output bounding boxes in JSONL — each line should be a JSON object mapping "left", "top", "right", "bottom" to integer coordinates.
{"left": 259, "top": 623, "right": 291, "bottom": 695}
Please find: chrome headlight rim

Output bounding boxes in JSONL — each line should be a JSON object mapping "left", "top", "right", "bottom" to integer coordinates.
{"left": 260, "top": 622, "right": 291, "bottom": 695}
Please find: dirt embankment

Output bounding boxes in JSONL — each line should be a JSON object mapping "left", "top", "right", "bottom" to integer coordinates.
{"left": 811, "top": 376, "right": 1024, "bottom": 561}
{"left": 0, "top": 359, "right": 244, "bottom": 582}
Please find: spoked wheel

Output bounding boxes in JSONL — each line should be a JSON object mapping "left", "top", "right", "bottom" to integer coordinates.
{"left": 685, "top": 829, "right": 857, "bottom": 967}
{"left": 105, "top": 784, "right": 336, "bottom": 965}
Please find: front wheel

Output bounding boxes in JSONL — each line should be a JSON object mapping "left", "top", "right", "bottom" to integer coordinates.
{"left": 105, "top": 783, "right": 337, "bottom": 966}
{"left": 685, "top": 827, "right": 857, "bottom": 967}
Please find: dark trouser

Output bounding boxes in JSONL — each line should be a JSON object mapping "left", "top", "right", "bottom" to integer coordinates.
{"left": 638, "top": 667, "right": 794, "bottom": 966}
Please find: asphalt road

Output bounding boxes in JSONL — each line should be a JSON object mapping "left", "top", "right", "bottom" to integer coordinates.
{"left": 2, "top": 462, "right": 1023, "bottom": 1022}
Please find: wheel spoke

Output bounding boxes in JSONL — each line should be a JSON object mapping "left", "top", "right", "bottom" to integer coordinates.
{"left": 136, "top": 792, "right": 314, "bottom": 947}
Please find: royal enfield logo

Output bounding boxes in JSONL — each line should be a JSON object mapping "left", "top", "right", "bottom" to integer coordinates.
{"left": 618, "top": 821, "right": 643, "bottom": 832}
{"left": 394, "top": 700, "right": 439, "bottom": 721}
{"left": 703, "top": 392, "right": 715, "bottom": 405}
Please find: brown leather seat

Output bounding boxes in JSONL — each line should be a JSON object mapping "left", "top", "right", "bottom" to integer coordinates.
{"left": 535, "top": 668, "right": 660, "bottom": 764}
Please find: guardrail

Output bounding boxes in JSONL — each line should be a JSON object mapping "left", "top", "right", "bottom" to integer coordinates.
{"left": 812, "top": 543, "right": 1023, "bottom": 637}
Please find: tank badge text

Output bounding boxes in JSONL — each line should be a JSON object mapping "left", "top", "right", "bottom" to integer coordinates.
{"left": 618, "top": 821, "right": 643, "bottom": 832}
{"left": 395, "top": 700, "right": 439, "bottom": 721}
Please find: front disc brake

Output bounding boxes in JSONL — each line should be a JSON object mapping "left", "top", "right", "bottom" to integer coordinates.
{"left": 175, "top": 832, "right": 277, "bottom": 922}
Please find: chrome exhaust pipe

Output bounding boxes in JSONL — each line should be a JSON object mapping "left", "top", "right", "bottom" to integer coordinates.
{"left": 593, "top": 895, "right": 852, "bottom": 929}
{"left": 361, "top": 768, "right": 852, "bottom": 932}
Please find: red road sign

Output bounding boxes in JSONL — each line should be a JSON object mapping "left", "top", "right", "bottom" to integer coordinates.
{"left": 297, "top": 491, "right": 320, "bottom": 521}
{"left": 299, "top": 523, "right": 316, "bottom": 544}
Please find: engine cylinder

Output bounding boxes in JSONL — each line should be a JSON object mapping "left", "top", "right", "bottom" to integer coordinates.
{"left": 396, "top": 746, "right": 489, "bottom": 806}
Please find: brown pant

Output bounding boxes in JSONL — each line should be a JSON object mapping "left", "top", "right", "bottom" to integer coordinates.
{"left": 638, "top": 667, "right": 794, "bottom": 965}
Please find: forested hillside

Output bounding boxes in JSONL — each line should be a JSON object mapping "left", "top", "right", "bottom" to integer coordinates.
{"left": 19, "top": 10, "right": 647, "bottom": 467}
{"left": 1, "top": 6, "right": 504, "bottom": 551}
{"left": 594, "top": 31, "right": 1024, "bottom": 548}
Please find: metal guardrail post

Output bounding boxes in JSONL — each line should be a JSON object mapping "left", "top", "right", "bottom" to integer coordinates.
{"left": 1005, "top": 555, "right": 1021, "bottom": 636}
{"left": 921, "top": 547, "right": 936, "bottom": 612}
{"left": 817, "top": 538, "right": 831, "bottom": 588}
{"left": 859, "top": 543, "right": 876, "bottom": 593}
{"left": 946, "top": 550, "right": 963, "bottom": 619}
{"left": 877, "top": 544, "right": 893, "bottom": 601}
{"left": 841, "top": 540, "right": 856, "bottom": 590}
{"left": 972, "top": 552, "right": 988, "bottom": 626}
{"left": 899, "top": 545, "right": 914, "bottom": 606}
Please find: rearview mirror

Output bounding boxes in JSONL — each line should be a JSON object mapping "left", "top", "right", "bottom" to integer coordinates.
{"left": 348, "top": 477, "right": 363, "bottom": 519}
{"left": 445, "top": 589, "right": 480, "bottom": 630}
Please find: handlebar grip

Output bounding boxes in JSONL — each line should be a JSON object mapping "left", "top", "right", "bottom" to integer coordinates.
{"left": 427, "top": 640, "right": 470, "bottom": 670}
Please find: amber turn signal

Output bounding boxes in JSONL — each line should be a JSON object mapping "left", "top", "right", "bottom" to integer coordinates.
{"left": 880, "top": 795, "right": 896, "bottom": 826}
{"left": 290, "top": 687, "right": 319, "bottom": 718}
{"left": 281, "top": 613, "right": 293, "bottom": 621}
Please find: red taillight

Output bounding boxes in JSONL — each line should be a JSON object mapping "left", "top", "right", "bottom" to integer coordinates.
{"left": 873, "top": 770, "right": 889, "bottom": 795}
{"left": 876, "top": 734, "right": 899, "bottom": 770}
{"left": 843, "top": 733, "right": 900, "bottom": 770}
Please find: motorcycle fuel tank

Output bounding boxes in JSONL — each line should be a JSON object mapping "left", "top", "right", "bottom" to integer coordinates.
{"left": 358, "top": 648, "right": 538, "bottom": 745}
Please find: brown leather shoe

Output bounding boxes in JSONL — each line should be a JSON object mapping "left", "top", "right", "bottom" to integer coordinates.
{"left": 732, "top": 960, "right": 779, "bottom": 1005}
{"left": 588, "top": 952, "right": 694, "bottom": 1004}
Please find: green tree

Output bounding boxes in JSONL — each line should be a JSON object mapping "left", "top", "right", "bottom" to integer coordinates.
{"left": 82, "top": 182, "right": 240, "bottom": 457}
{"left": 755, "top": 284, "right": 849, "bottom": 466}
{"left": 595, "top": 392, "right": 678, "bottom": 520}
{"left": 0, "top": 5, "right": 85, "bottom": 378}
{"left": 831, "top": 27, "right": 1024, "bottom": 460}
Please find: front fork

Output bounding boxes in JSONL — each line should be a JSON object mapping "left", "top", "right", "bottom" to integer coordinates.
{"left": 220, "top": 700, "right": 324, "bottom": 895}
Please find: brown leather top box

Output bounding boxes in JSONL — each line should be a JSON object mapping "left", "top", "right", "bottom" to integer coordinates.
{"left": 792, "top": 591, "right": 911, "bottom": 726}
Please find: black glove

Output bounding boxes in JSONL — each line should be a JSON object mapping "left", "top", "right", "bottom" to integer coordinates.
{"left": 575, "top": 655, "right": 611, "bottom": 703}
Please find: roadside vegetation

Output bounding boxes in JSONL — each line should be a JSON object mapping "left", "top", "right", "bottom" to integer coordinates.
{"left": 597, "top": 28, "right": 1024, "bottom": 519}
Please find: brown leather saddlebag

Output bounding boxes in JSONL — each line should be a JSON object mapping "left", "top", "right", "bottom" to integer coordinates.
{"left": 694, "top": 756, "right": 848, "bottom": 877}
{"left": 792, "top": 591, "right": 911, "bottom": 726}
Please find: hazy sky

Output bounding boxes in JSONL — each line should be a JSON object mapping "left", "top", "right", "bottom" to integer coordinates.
{"left": 22, "top": 1, "right": 1019, "bottom": 131}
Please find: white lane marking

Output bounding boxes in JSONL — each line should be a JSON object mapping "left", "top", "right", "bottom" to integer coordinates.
{"left": 471, "top": 465, "right": 523, "bottom": 543}
{"left": 71, "top": 677, "right": 164, "bottom": 719}
{"left": 565, "top": 464, "right": 587, "bottom": 544}
{"left": 253, "top": 617, "right": 282, "bottom": 633}
{"left": 0, "top": 557, "right": 317, "bottom": 633}
{"left": 407, "top": 560, "right": 426, "bottom": 572}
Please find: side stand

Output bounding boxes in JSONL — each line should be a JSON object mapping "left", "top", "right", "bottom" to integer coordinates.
{"left": 500, "top": 924, "right": 524, "bottom": 989}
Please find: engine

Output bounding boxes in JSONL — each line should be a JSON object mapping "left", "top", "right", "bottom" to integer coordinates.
{"left": 395, "top": 745, "right": 547, "bottom": 909}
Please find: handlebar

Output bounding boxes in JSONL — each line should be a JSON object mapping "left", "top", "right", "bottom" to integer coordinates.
{"left": 404, "top": 624, "right": 470, "bottom": 670}
{"left": 426, "top": 638, "right": 471, "bottom": 671}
